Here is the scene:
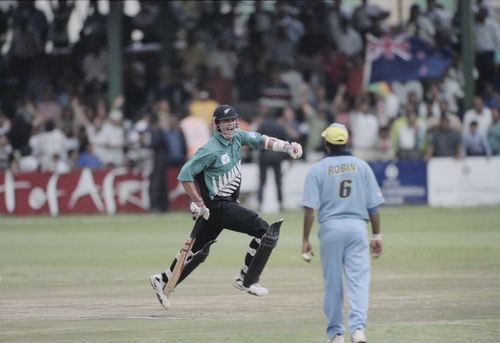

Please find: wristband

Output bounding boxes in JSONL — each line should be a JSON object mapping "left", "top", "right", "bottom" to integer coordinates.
{"left": 371, "top": 234, "right": 382, "bottom": 240}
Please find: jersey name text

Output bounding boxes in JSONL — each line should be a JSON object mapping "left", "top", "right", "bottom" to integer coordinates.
{"left": 328, "top": 164, "right": 356, "bottom": 175}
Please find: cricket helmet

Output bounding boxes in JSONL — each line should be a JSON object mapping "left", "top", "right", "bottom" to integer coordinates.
{"left": 213, "top": 104, "right": 238, "bottom": 123}
{"left": 213, "top": 104, "right": 239, "bottom": 138}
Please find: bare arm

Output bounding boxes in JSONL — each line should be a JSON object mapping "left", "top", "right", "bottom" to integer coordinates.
{"left": 181, "top": 181, "right": 203, "bottom": 202}
{"left": 369, "top": 211, "right": 381, "bottom": 236}
{"left": 182, "top": 180, "right": 210, "bottom": 220}
{"left": 302, "top": 207, "right": 315, "bottom": 262}
{"left": 71, "top": 97, "right": 91, "bottom": 127}
{"left": 369, "top": 210, "right": 383, "bottom": 259}
{"left": 331, "top": 83, "right": 346, "bottom": 114}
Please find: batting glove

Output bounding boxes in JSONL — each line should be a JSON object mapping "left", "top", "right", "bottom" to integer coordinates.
{"left": 285, "top": 142, "right": 303, "bottom": 159}
{"left": 189, "top": 200, "right": 210, "bottom": 221}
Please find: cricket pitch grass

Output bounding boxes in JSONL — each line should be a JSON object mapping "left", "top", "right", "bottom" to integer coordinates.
{"left": 1, "top": 206, "right": 499, "bottom": 342}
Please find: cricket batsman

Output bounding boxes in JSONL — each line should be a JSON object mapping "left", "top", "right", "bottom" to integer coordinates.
{"left": 150, "top": 104, "right": 303, "bottom": 309}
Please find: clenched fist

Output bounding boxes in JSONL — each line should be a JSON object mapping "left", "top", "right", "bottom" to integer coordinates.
{"left": 285, "top": 142, "right": 303, "bottom": 159}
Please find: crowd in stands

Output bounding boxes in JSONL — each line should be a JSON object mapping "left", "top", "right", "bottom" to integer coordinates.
{"left": 0, "top": 0, "right": 499, "bottom": 183}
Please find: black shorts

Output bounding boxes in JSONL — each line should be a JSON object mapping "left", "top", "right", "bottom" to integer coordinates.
{"left": 191, "top": 201, "right": 269, "bottom": 252}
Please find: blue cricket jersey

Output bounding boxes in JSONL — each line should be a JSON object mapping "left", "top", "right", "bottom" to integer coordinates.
{"left": 302, "top": 152, "right": 384, "bottom": 223}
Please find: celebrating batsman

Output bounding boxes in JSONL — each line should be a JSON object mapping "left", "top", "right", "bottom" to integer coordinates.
{"left": 301, "top": 123, "right": 384, "bottom": 343}
{"left": 150, "top": 104, "right": 302, "bottom": 309}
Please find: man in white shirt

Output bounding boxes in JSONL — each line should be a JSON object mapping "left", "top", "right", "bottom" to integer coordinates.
{"left": 350, "top": 99, "right": 379, "bottom": 161}
{"left": 334, "top": 16, "right": 363, "bottom": 57}
{"left": 462, "top": 96, "right": 492, "bottom": 138}
{"left": 87, "top": 109, "right": 125, "bottom": 167}
{"left": 29, "top": 120, "right": 69, "bottom": 172}
{"left": 406, "top": 4, "right": 436, "bottom": 46}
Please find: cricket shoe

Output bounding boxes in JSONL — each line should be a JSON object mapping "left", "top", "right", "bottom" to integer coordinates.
{"left": 328, "top": 335, "right": 345, "bottom": 343}
{"left": 149, "top": 274, "right": 171, "bottom": 309}
{"left": 351, "top": 330, "right": 366, "bottom": 343}
{"left": 232, "top": 273, "right": 269, "bottom": 296}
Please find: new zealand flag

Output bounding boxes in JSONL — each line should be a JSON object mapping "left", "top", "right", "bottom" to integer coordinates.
{"left": 366, "top": 34, "right": 452, "bottom": 83}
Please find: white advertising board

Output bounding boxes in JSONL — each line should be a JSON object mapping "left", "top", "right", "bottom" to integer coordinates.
{"left": 428, "top": 157, "right": 500, "bottom": 207}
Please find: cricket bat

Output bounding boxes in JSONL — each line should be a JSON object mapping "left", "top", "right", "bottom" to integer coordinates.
{"left": 164, "top": 218, "right": 203, "bottom": 296}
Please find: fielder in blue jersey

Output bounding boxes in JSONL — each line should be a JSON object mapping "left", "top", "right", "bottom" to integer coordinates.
{"left": 301, "top": 123, "right": 384, "bottom": 343}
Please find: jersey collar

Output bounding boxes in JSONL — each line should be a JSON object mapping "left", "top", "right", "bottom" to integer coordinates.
{"left": 327, "top": 150, "right": 352, "bottom": 157}
{"left": 214, "top": 131, "right": 233, "bottom": 146}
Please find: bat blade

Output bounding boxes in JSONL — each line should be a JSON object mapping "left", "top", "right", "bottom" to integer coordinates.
{"left": 163, "top": 217, "right": 204, "bottom": 296}
{"left": 164, "top": 237, "right": 194, "bottom": 295}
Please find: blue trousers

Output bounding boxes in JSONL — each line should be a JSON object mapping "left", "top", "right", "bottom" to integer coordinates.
{"left": 318, "top": 218, "right": 370, "bottom": 338}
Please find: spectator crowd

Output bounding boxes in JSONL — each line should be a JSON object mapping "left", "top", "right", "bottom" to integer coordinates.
{"left": 0, "top": 0, "right": 499, "bottom": 211}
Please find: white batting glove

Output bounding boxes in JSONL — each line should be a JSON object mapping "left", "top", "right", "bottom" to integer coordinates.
{"left": 285, "top": 142, "right": 303, "bottom": 159}
{"left": 189, "top": 200, "right": 210, "bottom": 221}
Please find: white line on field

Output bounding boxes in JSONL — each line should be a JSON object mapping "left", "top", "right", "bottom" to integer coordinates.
{"left": 49, "top": 314, "right": 195, "bottom": 320}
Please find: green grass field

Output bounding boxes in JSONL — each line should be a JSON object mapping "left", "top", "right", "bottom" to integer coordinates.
{"left": 1, "top": 206, "right": 500, "bottom": 343}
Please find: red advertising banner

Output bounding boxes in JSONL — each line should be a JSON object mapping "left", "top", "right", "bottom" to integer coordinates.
{"left": 0, "top": 168, "right": 189, "bottom": 216}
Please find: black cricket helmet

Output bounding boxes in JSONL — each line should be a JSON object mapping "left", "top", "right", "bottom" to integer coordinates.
{"left": 213, "top": 104, "right": 239, "bottom": 138}
{"left": 213, "top": 104, "right": 238, "bottom": 123}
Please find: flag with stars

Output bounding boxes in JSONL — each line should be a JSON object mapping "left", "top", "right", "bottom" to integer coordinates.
{"left": 365, "top": 34, "right": 452, "bottom": 84}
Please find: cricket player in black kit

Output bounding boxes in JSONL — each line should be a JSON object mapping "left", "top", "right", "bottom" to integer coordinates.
{"left": 150, "top": 105, "right": 303, "bottom": 309}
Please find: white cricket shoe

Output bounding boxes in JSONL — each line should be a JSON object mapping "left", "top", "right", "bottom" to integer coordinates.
{"left": 149, "top": 274, "right": 171, "bottom": 309}
{"left": 232, "top": 273, "right": 269, "bottom": 296}
{"left": 351, "top": 330, "right": 366, "bottom": 343}
{"left": 328, "top": 334, "right": 345, "bottom": 343}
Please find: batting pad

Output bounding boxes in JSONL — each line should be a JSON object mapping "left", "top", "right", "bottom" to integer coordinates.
{"left": 178, "top": 240, "right": 217, "bottom": 284}
{"left": 243, "top": 219, "right": 283, "bottom": 287}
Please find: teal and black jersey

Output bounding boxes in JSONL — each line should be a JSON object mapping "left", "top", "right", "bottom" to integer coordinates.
{"left": 178, "top": 129, "right": 262, "bottom": 205}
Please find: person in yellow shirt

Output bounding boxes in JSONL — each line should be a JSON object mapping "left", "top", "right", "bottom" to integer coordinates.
{"left": 188, "top": 88, "right": 219, "bottom": 127}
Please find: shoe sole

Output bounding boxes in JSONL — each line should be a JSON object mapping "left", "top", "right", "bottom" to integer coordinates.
{"left": 149, "top": 276, "right": 170, "bottom": 310}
